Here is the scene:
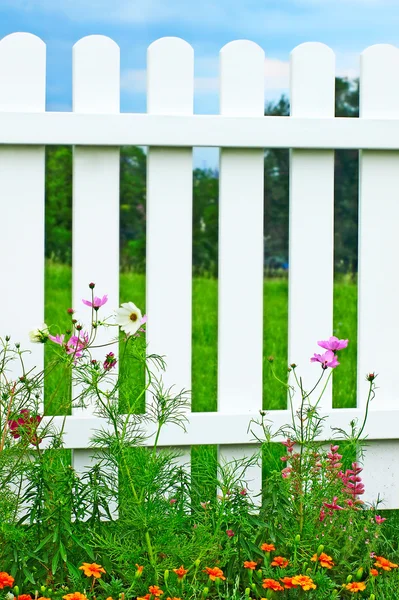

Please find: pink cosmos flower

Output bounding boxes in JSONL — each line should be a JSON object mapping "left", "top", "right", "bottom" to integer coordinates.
{"left": 82, "top": 295, "right": 108, "bottom": 309}
{"left": 375, "top": 515, "right": 386, "bottom": 525}
{"left": 66, "top": 332, "right": 89, "bottom": 359}
{"left": 48, "top": 334, "right": 65, "bottom": 346}
{"left": 311, "top": 350, "right": 339, "bottom": 369}
{"left": 317, "top": 336, "right": 349, "bottom": 351}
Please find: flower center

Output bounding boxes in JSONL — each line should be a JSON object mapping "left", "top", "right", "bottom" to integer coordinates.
{"left": 129, "top": 312, "right": 138, "bottom": 322}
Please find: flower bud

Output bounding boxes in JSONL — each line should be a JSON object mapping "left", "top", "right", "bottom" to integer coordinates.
{"left": 13, "top": 587, "right": 19, "bottom": 595}
{"left": 164, "top": 569, "right": 169, "bottom": 584}
{"left": 366, "top": 372, "right": 376, "bottom": 382}
{"left": 346, "top": 574, "right": 352, "bottom": 583}
{"left": 89, "top": 282, "right": 95, "bottom": 289}
{"left": 5, "top": 335, "right": 10, "bottom": 342}
{"left": 67, "top": 308, "right": 74, "bottom": 315}
{"left": 251, "top": 583, "right": 257, "bottom": 591}
{"left": 245, "top": 588, "right": 250, "bottom": 597}
{"left": 290, "top": 363, "right": 297, "bottom": 369}
{"left": 317, "top": 544, "right": 324, "bottom": 556}
{"left": 355, "top": 567, "right": 363, "bottom": 581}
{"left": 201, "top": 587, "right": 209, "bottom": 598}
{"left": 369, "top": 594, "right": 376, "bottom": 600}
{"left": 268, "top": 356, "right": 274, "bottom": 363}
{"left": 15, "top": 343, "right": 20, "bottom": 349}
{"left": 256, "top": 569, "right": 263, "bottom": 579}
{"left": 295, "top": 534, "right": 301, "bottom": 544}
{"left": 194, "top": 559, "right": 201, "bottom": 568}
{"left": 40, "top": 587, "right": 46, "bottom": 593}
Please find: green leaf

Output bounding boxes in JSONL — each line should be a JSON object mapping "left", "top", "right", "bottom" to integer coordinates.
{"left": 59, "top": 540, "right": 67, "bottom": 562}
{"left": 23, "top": 567, "right": 35, "bottom": 585}
{"left": 52, "top": 550, "right": 60, "bottom": 575}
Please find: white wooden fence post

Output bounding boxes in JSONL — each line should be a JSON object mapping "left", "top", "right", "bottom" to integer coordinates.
{"left": 289, "top": 43, "right": 335, "bottom": 411}
{"left": 358, "top": 44, "right": 399, "bottom": 509}
{"left": 146, "top": 38, "right": 194, "bottom": 475}
{"left": 0, "top": 33, "right": 46, "bottom": 378}
{"left": 218, "top": 40, "right": 264, "bottom": 502}
{"left": 71, "top": 35, "right": 120, "bottom": 510}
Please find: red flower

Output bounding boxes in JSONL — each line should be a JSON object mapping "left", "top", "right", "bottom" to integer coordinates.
{"left": 8, "top": 409, "right": 42, "bottom": 445}
{"left": 0, "top": 572, "right": 14, "bottom": 589}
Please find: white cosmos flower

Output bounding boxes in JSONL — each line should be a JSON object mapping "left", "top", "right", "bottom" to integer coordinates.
{"left": 29, "top": 323, "right": 49, "bottom": 343}
{"left": 115, "top": 302, "right": 144, "bottom": 336}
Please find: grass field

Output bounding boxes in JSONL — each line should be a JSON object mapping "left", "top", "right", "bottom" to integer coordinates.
{"left": 44, "top": 262, "right": 358, "bottom": 415}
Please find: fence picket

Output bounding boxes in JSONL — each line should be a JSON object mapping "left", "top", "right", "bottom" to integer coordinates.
{"left": 146, "top": 38, "right": 194, "bottom": 474}
{"left": 0, "top": 33, "right": 46, "bottom": 377}
{"left": 218, "top": 40, "right": 264, "bottom": 501}
{"left": 289, "top": 43, "right": 335, "bottom": 411}
{"left": 358, "top": 44, "right": 399, "bottom": 509}
{"left": 71, "top": 36, "right": 120, "bottom": 511}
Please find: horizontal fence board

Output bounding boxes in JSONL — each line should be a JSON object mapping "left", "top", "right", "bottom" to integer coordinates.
{"left": 43, "top": 409, "right": 399, "bottom": 448}
{"left": 3, "top": 113, "right": 399, "bottom": 148}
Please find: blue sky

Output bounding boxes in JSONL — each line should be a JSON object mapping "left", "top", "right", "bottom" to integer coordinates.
{"left": 1, "top": 0, "right": 398, "bottom": 167}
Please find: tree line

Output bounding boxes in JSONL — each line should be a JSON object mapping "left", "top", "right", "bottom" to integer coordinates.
{"left": 46, "top": 77, "right": 359, "bottom": 276}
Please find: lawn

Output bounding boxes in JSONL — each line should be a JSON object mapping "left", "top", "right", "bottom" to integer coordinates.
{"left": 44, "top": 262, "right": 358, "bottom": 415}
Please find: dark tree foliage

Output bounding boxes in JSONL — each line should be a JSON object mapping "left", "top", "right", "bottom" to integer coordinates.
{"left": 263, "top": 78, "right": 360, "bottom": 275}
{"left": 45, "top": 78, "right": 359, "bottom": 275}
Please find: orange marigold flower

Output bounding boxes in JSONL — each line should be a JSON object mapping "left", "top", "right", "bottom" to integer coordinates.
{"left": 136, "top": 564, "right": 144, "bottom": 573}
{"left": 291, "top": 575, "right": 317, "bottom": 591}
{"left": 203, "top": 567, "right": 226, "bottom": 581}
{"left": 243, "top": 561, "right": 257, "bottom": 570}
{"left": 262, "top": 578, "right": 284, "bottom": 591}
{"left": 345, "top": 582, "right": 366, "bottom": 593}
{"left": 17, "top": 596, "right": 33, "bottom": 600}
{"left": 261, "top": 543, "right": 275, "bottom": 552}
{"left": 105, "top": 597, "right": 113, "bottom": 600}
{"left": 374, "top": 556, "right": 399, "bottom": 571}
{"left": 63, "top": 593, "right": 88, "bottom": 600}
{"left": 166, "top": 598, "right": 182, "bottom": 600}
{"left": 280, "top": 576, "right": 297, "bottom": 589}
{"left": 149, "top": 585, "right": 164, "bottom": 597}
{"left": 173, "top": 566, "right": 188, "bottom": 579}
{"left": 311, "top": 552, "right": 334, "bottom": 569}
{"left": 79, "top": 562, "right": 106, "bottom": 578}
{"left": 137, "top": 595, "right": 150, "bottom": 600}
{"left": 271, "top": 556, "right": 289, "bottom": 568}
{"left": 370, "top": 568, "right": 379, "bottom": 576}
{"left": 0, "top": 572, "right": 14, "bottom": 589}
{"left": 38, "top": 597, "right": 52, "bottom": 600}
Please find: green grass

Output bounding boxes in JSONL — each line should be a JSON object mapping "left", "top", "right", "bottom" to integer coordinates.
{"left": 44, "top": 262, "right": 358, "bottom": 414}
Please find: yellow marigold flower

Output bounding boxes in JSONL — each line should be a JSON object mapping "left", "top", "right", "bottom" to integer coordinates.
{"left": 291, "top": 575, "right": 316, "bottom": 591}
{"left": 260, "top": 543, "right": 275, "bottom": 552}
{"left": 63, "top": 593, "right": 88, "bottom": 600}
{"left": 374, "top": 556, "right": 398, "bottom": 571}
{"left": 311, "top": 552, "right": 334, "bottom": 569}
{"left": 79, "top": 562, "right": 106, "bottom": 578}
{"left": 271, "top": 556, "right": 289, "bottom": 568}
{"left": 243, "top": 561, "right": 257, "bottom": 570}
{"left": 345, "top": 581, "right": 367, "bottom": 592}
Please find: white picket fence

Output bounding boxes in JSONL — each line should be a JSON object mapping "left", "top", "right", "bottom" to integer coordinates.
{"left": 1, "top": 32, "right": 399, "bottom": 509}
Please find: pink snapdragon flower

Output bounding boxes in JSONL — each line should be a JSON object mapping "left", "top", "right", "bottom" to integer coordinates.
{"left": 317, "top": 336, "right": 349, "bottom": 351}
{"left": 82, "top": 294, "right": 108, "bottom": 309}
{"left": 311, "top": 350, "right": 339, "bottom": 369}
{"left": 323, "top": 496, "right": 345, "bottom": 511}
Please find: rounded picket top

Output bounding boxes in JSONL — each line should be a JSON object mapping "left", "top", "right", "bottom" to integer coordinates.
{"left": 220, "top": 40, "right": 264, "bottom": 116}
{"left": 0, "top": 32, "right": 46, "bottom": 111}
{"left": 290, "top": 42, "right": 335, "bottom": 117}
{"left": 360, "top": 44, "right": 399, "bottom": 117}
{"left": 147, "top": 37, "right": 194, "bottom": 114}
{"left": 73, "top": 35, "right": 120, "bottom": 113}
